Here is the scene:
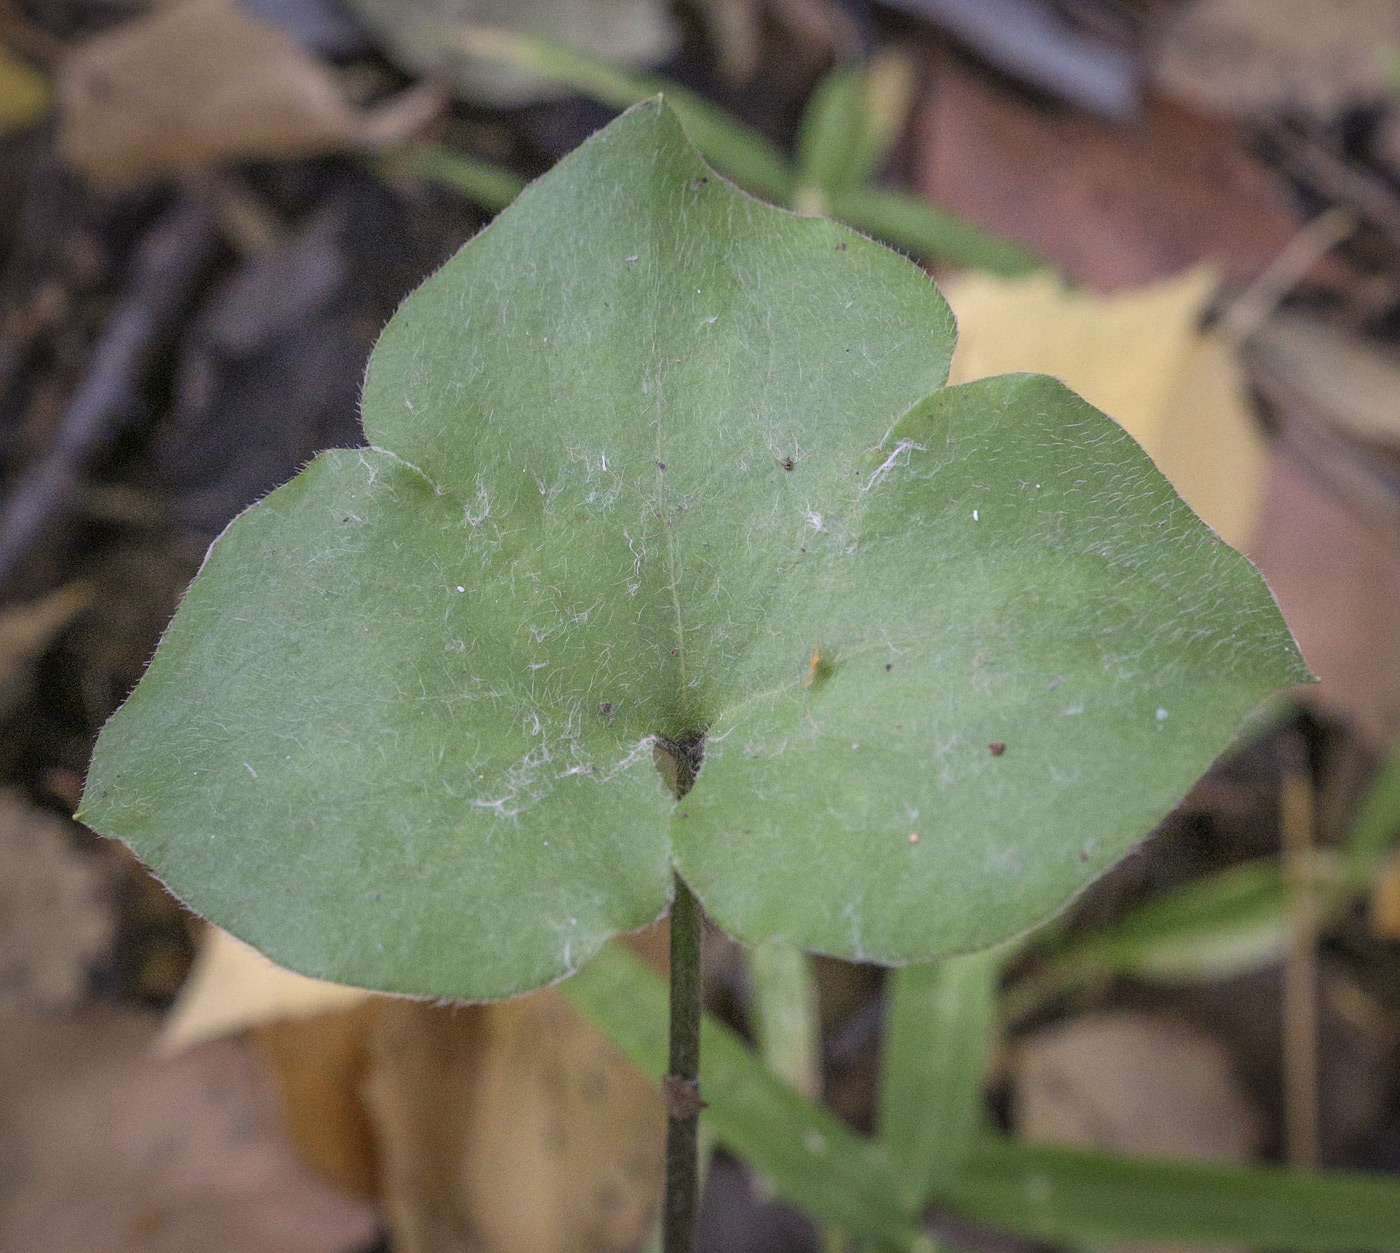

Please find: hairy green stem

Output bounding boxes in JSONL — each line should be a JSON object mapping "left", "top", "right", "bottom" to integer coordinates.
{"left": 665, "top": 874, "right": 703, "bottom": 1252}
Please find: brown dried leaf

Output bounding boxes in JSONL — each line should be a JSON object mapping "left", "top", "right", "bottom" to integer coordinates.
{"left": 1013, "top": 1011, "right": 1261, "bottom": 1160}
{"left": 253, "top": 1004, "right": 385, "bottom": 1199}
{"left": 0, "top": 1009, "right": 377, "bottom": 1252}
{"left": 918, "top": 59, "right": 1301, "bottom": 290}
{"left": 58, "top": 0, "right": 440, "bottom": 188}
{"left": 0, "top": 790, "right": 113, "bottom": 1010}
{"left": 1242, "top": 313, "right": 1400, "bottom": 745}
{"left": 1154, "top": 0, "right": 1400, "bottom": 119}
{"left": 1252, "top": 449, "right": 1400, "bottom": 749}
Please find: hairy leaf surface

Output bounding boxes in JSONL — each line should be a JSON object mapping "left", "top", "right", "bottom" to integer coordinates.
{"left": 83, "top": 101, "right": 1304, "bottom": 998}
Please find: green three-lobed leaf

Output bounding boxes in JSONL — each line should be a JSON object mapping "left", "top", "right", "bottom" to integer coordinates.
{"left": 82, "top": 101, "right": 1305, "bottom": 1000}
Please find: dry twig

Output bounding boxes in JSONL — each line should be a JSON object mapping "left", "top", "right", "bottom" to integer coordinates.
{"left": 0, "top": 192, "right": 217, "bottom": 592}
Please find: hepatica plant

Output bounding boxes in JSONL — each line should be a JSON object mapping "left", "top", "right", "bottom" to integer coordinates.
{"left": 84, "top": 100, "right": 1302, "bottom": 1246}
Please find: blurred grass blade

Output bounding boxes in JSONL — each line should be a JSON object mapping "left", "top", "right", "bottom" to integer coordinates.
{"left": 880, "top": 949, "right": 1001, "bottom": 1208}
{"left": 750, "top": 942, "right": 822, "bottom": 1099}
{"left": 1345, "top": 734, "right": 1400, "bottom": 878}
{"left": 450, "top": 26, "right": 796, "bottom": 202}
{"left": 403, "top": 33, "right": 1036, "bottom": 278}
{"left": 846, "top": 51, "right": 919, "bottom": 191}
{"left": 794, "top": 65, "right": 866, "bottom": 212}
{"left": 830, "top": 186, "right": 1042, "bottom": 275}
{"left": 795, "top": 54, "right": 919, "bottom": 210}
{"left": 0, "top": 42, "right": 49, "bottom": 137}
{"left": 571, "top": 948, "right": 1400, "bottom": 1252}
{"left": 1053, "top": 859, "right": 1288, "bottom": 984}
{"left": 566, "top": 945, "right": 923, "bottom": 1250}
{"left": 1002, "top": 861, "right": 1292, "bottom": 1025}
{"left": 943, "top": 1138, "right": 1400, "bottom": 1250}
{"left": 379, "top": 143, "right": 526, "bottom": 212}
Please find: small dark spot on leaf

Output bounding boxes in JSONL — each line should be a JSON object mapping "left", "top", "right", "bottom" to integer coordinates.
{"left": 657, "top": 461, "right": 667, "bottom": 470}
{"left": 341, "top": 517, "right": 349, "bottom": 523}
{"left": 1079, "top": 848, "right": 1090, "bottom": 862}
{"left": 374, "top": 892, "right": 382, "bottom": 901}
{"left": 599, "top": 700, "right": 614, "bottom": 718}
{"left": 800, "top": 546, "right": 806, "bottom": 552}
{"left": 988, "top": 742, "right": 1006, "bottom": 756}
{"left": 836, "top": 242, "right": 847, "bottom": 251}
{"left": 884, "top": 663, "right": 892, "bottom": 672}
{"left": 743, "top": 828, "right": 752, "bottom": 834}
{"left": 671, "top": 648, "right": 679, "bottom": 656}
{"left": 779, "top": 456, "right": 794, "bottom": 471}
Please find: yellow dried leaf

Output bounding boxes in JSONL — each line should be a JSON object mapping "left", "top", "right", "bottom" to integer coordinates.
{"left": 253, "top": 1004, "right": 384, "bottom": 1198}
{"left": 367, "top": 993, "right": 663, "bottom": 1253}
{"left": 943, "top": 268, "right": 1264, "bottom": 552}
{"left": 0, "top": 43, "right": 49, "bottom": 137}
{"left": 163, "top": 926, "right": 666, "bottom": 1252}
{"left": 161, "top": 925, "right": 369, "bottom": 1053}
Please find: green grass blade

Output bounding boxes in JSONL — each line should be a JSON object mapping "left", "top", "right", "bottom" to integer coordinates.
{"left": 794, "top": 65, "right": 867, "bottom": 209}
{"left": 379, "top": 143, "right": 526, "bottom": 213}
{"left": 1002, "top": 861, "right": 1293, "bottom": 1025}
{"left": 570, "top": 948, "right": 1400, "bottom": 1252}
{"left": 943, "top": 1138, "right": 1400, "bottom": 1250}
{"left": 451, "top": 26, "right": 795, "bottom": 203}
{"left": 566, "top": 945, "right": 923, "bottom": 1250}
{"left": 843, "top": 52, "right": 919, "bottom": 193}
{"left": 750, "top": 941, "right": 822, "bottom": 1098}
{"left": 880, "top": 950, "right": 1001, "bottom": 1207}
{"left": 796, "top": 53, "right": 919, "bottom": 201}
{"left": 1345, "top": 735, "right": 1400, "bottom": 878}
{"left": 1050, "top": 859, "right": 1288, "bottom": 984}
{"left": 830, "top": 186, "right": 1042, "bottom": 275}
